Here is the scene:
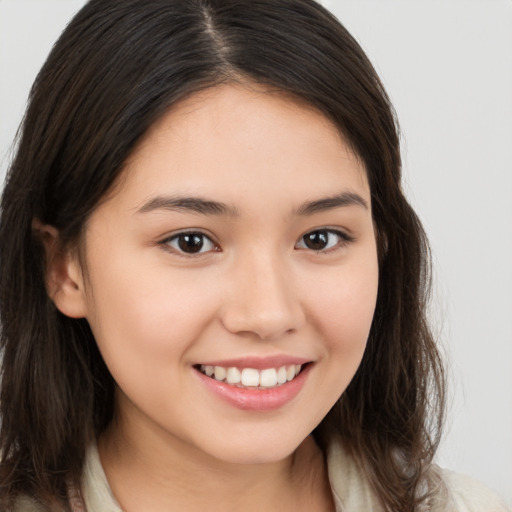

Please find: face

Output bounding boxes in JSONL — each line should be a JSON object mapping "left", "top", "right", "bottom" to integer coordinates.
{"left": 69, "top": 84, "right": 378, "bottom": 465}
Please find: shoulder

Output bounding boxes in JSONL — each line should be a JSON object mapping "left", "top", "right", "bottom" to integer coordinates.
{"left": 10, "top": 495, "right": 47, "bottom": 512}
{"left": 325, "top": 436, "right": 510, "bottom": 512}
{"left": 435, "top": 467, "right": 511, "bottom": 512}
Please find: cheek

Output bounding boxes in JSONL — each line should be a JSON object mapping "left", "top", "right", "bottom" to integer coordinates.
{"left": 83, "top": 258, "right": 221, "bottom": 368}
{"left": 292, "top": 256, "right": 378, "bottom": 428}
{"left": 308, "top": 258, "right": 379, "bottom": 357}
{"left": 83, "top": 268, "right": 224, "bottom": 421}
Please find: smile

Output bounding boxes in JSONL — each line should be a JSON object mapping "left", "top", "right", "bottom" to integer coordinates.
{"left": 198, "top": 364, "right": 303, "bottom": 389}
{"left": 194, "top": 359, "right": 312, "bottom": 411}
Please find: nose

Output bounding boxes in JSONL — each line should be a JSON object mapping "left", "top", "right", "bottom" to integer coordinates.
{"left": 220, "top": 251, "right": 305, "bottom": 341}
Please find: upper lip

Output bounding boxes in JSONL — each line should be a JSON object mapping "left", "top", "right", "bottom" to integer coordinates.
{"left": 195, "top": 356, "right": 312, "bottom": 370}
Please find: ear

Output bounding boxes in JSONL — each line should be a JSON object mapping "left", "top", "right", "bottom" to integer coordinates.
{"left": 32, "top": 219, "right": 88, "bottom": 319}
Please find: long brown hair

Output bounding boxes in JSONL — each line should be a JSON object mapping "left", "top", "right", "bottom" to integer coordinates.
{"left": 0, "top": 0, "right": 445, "bottom": 510}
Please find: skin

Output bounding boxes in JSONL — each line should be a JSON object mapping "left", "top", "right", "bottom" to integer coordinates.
{"left": 49, "top": 83, "right": 379, "bottom": 511}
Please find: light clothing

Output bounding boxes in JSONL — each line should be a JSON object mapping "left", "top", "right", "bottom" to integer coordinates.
{"left": 14, "top": 438, "right": 511, "bottom": 511}
{"left": 326, "top": 438, "right": 510, "bottom": 512}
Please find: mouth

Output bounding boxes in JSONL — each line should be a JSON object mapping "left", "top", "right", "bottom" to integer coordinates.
{"left": 194, "top": 363, "right": 306, "bottom": 390}
{"left": 192, "top": 357, "right": 313, "bottom": 411}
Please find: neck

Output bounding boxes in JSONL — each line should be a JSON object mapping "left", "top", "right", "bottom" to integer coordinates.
{"left": 97, "top": 416, "right": 333, "bottom": 512}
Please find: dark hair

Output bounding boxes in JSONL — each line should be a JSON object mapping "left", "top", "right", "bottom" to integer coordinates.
{"left": 0, "top": 0, "right": 445, "bottom": 510}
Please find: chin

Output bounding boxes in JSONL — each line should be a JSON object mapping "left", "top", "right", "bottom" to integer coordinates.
{"left": 198, "top": 431, "right": 308, "bottom": 466}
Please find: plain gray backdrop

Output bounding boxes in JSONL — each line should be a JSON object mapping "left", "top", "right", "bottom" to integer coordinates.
{"left": 1, "top": 0, "right": 511, "bottom": 504}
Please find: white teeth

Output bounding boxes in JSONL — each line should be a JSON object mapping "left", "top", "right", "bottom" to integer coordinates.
{"left": 199, "top": 363, "right": 304, "bottom": 388}
{"left": 277, "top": 366, "right": 288, "bottom": 384}
{"left": 260, "top": 368, "right": 278, "bottom": 387}
{"left": 241, "top": 368, "right": 260, "bottom": 387}
{"left": 226, "top": 367, "right": 241, "bottom": 384}
{"left": 214, "top": 366, "right": 226, "bottom": 381}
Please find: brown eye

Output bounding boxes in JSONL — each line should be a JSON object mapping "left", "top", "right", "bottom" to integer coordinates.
{"left": 303, "top": 231, "right": 329, "bottom": 250}
{"left": 165, "top": 232, "right": 216, "bottom": 254}
{"left": 178, "top": 234, "right": 204, "bottom": 253}
{"left": 296, "top": 229, "right": 352, "bottom": 252}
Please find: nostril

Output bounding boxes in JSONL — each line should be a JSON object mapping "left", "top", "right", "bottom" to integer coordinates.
{"left": 220, "top": 306, "right": 304, "bottom": 341}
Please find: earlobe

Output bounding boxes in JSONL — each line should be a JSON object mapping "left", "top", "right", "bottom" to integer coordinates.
{"left": 32, "top": 219, "right": 88, "bottom": 319}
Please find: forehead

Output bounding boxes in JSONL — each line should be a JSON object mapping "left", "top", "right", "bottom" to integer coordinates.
{"left": 110, "top": 83, "right": 370, "bottom": 215}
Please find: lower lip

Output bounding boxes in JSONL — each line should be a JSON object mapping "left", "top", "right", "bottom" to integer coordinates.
{"left": 194, "top": 364, "right": 312, "bottom": 411}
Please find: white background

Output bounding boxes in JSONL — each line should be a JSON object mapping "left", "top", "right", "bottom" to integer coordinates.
{"left": 1, "top": 0, "right": 511, "bottom": 505}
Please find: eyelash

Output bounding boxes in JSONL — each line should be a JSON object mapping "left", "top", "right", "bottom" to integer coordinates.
{"left": 161, "top": 230, "right": 220, "bottom": 256}
{"left": 295, "top": 228, "right": 355, "bottom": 253}
{"left": 160, "top": 228, "right": 354, "bottom": 256}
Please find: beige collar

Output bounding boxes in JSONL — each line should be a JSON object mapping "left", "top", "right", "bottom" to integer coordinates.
{"left": 80, "top": 438, "right": 376, "bottom": 512}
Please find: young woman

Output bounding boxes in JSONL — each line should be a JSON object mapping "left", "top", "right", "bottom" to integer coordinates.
{"left": 0, "top": 0, "right": 508, "bottom": 511}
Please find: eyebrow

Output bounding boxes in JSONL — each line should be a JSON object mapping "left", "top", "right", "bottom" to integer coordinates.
{"left": 296, "top": 191, "right": 368, "bottom": 215}
{"left": 136, "top": 190, "right": 368, "bottom": 217}
{"left": 136, "top": 195, "right": 240, "bottom": 216}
